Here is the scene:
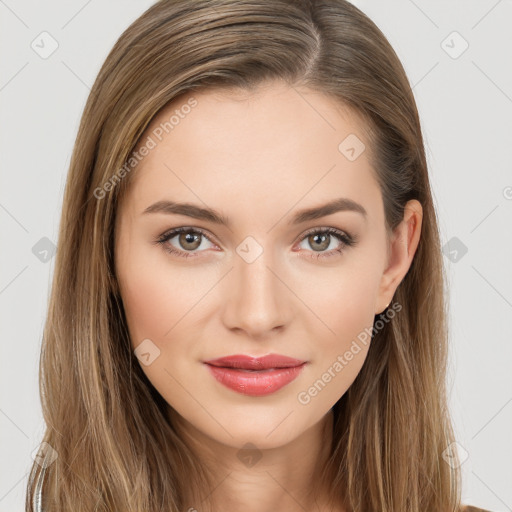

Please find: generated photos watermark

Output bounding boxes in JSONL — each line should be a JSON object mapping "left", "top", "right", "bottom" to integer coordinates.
{"left": 93, "top": 96, "right": 198, "bottom": 200}
{"left": 297, "top": 301, "right": 402, "bottom": 405}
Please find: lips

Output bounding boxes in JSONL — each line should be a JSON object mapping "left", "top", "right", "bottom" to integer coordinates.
{"left": 203, "top": 354, "right": 307, "bottom": 396}
{"left": 204, "top": 354, "right": 306, "bottom": 370}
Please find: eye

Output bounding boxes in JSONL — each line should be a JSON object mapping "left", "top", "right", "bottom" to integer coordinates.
{"left": 155, "top": 227, "right": 217, "bottom": 258}
{"left": 155, "top": 226, "right": 357, "bottom": 259}
{"left": 295, "top": 227, "right": 357, "bottom": 259}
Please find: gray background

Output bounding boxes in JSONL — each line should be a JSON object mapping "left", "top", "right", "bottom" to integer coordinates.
{"left": 1, "top": 1, "right": 511, "bottom": 510}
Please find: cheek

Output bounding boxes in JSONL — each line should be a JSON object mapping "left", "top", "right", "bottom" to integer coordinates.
{"left": 296, "top": 296, "right": 375, "bottom": 412}
{"left": 333, "top": 270, "right": 379, "bottom": 332}
{"left": 293, "top": 257, "right": 381, "bottom": 401}
{"left": 292, "top": 256, "right": 381, "bottom": 342}
{"left": 118, "top": 250, "right": 217, "bottom": 352}
{"left": 117, "top": 259, "right": 212, "bottom": 398}
{"left": 120, "top": 270, "right": 175, "bottom": 348}
{"left": 117, "top": 244, "right": 180, "bottom": 348}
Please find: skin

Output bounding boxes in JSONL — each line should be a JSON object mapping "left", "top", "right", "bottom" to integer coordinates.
{"left": 114, "top": 80, "right": 422, "bottom": 512}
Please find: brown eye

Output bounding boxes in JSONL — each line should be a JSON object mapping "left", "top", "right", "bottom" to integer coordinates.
{"left": 296, "top": 227, "right": 357, "bottom": 259}
{"left": 156, "top": 227, "right": 216, "bottom": 258}
{"left": 177, "top": 231, "right": 202, "bottom": 250}
{"left": 307, "top": 232, "right": 331, "bottom": 252}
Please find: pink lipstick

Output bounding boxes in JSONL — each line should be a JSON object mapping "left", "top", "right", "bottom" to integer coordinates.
{"left": 203, "top": 354, "right": 307, "bottom": 396}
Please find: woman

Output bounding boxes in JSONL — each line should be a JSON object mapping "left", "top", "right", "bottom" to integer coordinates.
{"left": 26, "top": 1, "right": 492, "bottom": 511}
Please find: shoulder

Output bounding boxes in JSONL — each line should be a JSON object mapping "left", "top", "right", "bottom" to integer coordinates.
{"left": 462, "top": 505, "right": 494, "bottom": 512}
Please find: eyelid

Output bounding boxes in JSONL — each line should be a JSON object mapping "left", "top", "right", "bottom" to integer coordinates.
{"left": 157, "top": 226, "right": 220, "bottom": 249}
{"left": 292, "top": 226, "right": 356, "bottom": 254}
{"left": 156, "top": 225, "right": 357, "bottom": 258}
{"left": 294, "top": 225, "right": 351, "bottom": 242}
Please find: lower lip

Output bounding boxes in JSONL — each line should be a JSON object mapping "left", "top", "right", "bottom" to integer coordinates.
{"left": 204, "top": 363, "right": 306, "bottom": 396}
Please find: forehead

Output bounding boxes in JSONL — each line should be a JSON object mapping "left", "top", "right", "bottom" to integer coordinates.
{"left": 122, "top": 82, "right": 382, "bottom": 226}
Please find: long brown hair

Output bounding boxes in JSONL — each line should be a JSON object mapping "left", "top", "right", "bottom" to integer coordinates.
{"left": 26, "top": 1, "right": 461, "bottom": 510}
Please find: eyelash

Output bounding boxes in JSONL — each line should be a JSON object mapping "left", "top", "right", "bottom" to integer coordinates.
{"left": 154, "top": 226, "right": 357, "bottom": 260}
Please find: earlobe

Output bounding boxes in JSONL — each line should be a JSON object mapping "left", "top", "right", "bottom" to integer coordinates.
{"left": 375, "top": 200, "right": 423, "bottom": 315}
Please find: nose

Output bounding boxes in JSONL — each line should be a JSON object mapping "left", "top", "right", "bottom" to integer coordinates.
{"left": 221, "top": 247, "right": 293, "bottom": 339}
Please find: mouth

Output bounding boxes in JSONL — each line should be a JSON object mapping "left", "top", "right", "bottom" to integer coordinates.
{"left": 203, "top": 354, "right": 307, "bottom": 396}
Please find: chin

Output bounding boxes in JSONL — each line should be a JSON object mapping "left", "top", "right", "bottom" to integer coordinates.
{"left": 209, "top": 404, "right": 319, "bottom": 449}
{"left": 215, "top": 425, "right": 304, "bottom": 451}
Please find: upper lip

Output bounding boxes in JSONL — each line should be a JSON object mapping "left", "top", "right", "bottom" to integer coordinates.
{"left": 203, "top": 353, "right": 306, "bottom": 370}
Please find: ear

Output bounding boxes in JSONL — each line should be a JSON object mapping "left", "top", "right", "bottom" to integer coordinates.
{"left": 375, "top": 199, "right": 423, "bottom": 315}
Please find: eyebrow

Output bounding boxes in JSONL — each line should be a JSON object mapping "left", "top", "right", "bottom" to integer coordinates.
{"left": 142, "top": 197, "right": 367, "bottom": 227}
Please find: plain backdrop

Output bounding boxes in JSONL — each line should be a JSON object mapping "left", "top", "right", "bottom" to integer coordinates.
{"left": 1, "top": 1, "right": 511, "bottom": 511}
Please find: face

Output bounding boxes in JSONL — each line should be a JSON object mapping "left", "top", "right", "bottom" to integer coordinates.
{"left": 114, "top": 81, "right": 414, "bottom": 451}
